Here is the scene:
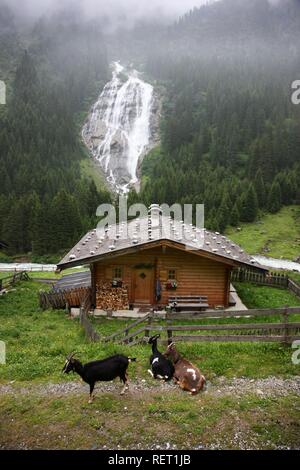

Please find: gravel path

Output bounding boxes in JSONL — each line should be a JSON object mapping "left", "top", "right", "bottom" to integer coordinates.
{"left": 1, "top": 376, "right": 300, "bottom": 398}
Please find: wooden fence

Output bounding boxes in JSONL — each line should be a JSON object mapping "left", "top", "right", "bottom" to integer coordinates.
{"left": 39, "top": 286, "right": 91, "bottom": 310}
{"left": 0, "top": 271, "right": 30, "bottom": 291}
{"left": 103, "top": 312, "right": 153, "bottom": 346}
{"left": 231, "top": 268, "right": 300, "bottom": 299}
{"left": 288, "top": 279, "right": 300, "bottom": 298}
{"left": 102, "top": 306, "right": 300, "bottom": 346}
{"left": 79, "top": 290, "right": 100, "bottom": 342}
{"left": 231, "top": 268, "right": 289, "bottom": 287}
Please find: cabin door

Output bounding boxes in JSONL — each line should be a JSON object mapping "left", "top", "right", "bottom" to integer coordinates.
{"left": 134, "top": 269, "right": 153, "bottom": 304}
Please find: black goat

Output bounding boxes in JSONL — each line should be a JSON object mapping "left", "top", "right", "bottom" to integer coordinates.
{"left": 148, "top": 334, "right": 174, "bottom": 381}
{"left": 62, "top": 352, "right": 136, "bottom": 402}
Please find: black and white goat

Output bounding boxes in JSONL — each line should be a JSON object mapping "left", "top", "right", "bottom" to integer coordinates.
{"left": 148, "top": 334, "right": 174, "bottom": 381}
{"left": 62, "top": 352, "right": 136, "bottom": 402}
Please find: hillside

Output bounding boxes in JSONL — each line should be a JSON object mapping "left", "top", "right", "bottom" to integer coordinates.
{"left": 0, "top": 7, "right": 111, "bottom": 257}
{"left": 0, "top": 0, "right": 299, "bottom": 259}
{"left": 226, "top": 206, "right": 300, "bottom": 260}
{"left": 134, "top": 0, "right": 300, "bottom": 233}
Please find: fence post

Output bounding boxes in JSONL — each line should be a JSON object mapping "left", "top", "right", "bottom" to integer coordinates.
{"left": 124, "top": 328, "right": 129, "bottom": 344}
{"left": 281, "top": 305, "right": 289, "bottom": 345}
{"left": 166, "top": 311, "right": 172, "bottom": 345}
{"left": 144, "top": 313, "right": 152, "bottom": 341}
{"left": 285, "top": 275, "right": 288, "bottom": 288}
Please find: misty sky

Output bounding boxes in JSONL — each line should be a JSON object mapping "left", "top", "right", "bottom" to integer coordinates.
{"left": 7, "top": 0, "right": 215, "bottom": 22}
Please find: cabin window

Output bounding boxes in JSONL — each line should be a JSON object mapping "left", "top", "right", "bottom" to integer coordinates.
{"left": 168, "top": 269, "right": 176, "bottom": 280}
{"left": 113, "top": 267, "right": 123, "bottom": 279}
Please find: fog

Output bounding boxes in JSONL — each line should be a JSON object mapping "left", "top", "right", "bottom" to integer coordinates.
{"left": 1, "top": 0, "right": 287, "bottom": 33}
{"left": 4, "top": 0, "right": 216, "bottom": 25}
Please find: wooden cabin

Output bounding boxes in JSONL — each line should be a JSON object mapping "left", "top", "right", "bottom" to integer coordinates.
{"left": 57, "top": 205, "right": 266, "bottom": 310}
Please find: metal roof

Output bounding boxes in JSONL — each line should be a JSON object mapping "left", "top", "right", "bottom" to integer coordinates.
{"left": 57, "top": 213, "right": 266, "bottom": 272}
{"left": 52, "top": 271, "right": 91, "bottom": 292}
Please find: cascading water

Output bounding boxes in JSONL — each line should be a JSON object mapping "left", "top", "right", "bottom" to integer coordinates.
{"left": 82, "top": 62, "right": 155, "bottom": 192}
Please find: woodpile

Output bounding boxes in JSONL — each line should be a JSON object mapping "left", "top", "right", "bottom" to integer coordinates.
{"left": 96, "top": 282, "right": 129, "bottom": 310}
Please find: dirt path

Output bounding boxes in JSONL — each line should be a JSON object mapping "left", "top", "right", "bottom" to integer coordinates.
{"left": 1, "top": 376, "right": 299, "bottom": 450}
{"left": 1, "top": 375, "right": 300, "bottom": 398}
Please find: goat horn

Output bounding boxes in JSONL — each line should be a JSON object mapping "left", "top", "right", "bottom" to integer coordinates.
{"left": 67, "top": 351, "right": 76, "bottom": 360}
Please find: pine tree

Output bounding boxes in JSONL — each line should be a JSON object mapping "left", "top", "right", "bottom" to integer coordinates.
{"left": 267, "top": 181, "right": 282, "bottom": 214}
{"left": 52, "top": 190, "right": 82, "bottom": 252}
{"left": 218, "top": 197, "right": 230, "bottom": 232}
{"left": 240, "top": 184, "right": 258, "bottom": 222}
{"left": 254, "top": 169, "right": 266, "bottom": 208}
{"left": 230, "top": 203, "right": 240, "bottom": 227}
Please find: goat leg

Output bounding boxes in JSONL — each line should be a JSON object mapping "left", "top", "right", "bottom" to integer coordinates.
{"left": 120, "top": 380, "right": 129, "bottom": 395}
{"left": 88, "top": 383, "right": 95, "bottom": 403}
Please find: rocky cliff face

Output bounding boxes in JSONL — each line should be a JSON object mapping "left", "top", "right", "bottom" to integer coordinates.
{"left": 82, "top": 62, "right": 159, "bottom": 192}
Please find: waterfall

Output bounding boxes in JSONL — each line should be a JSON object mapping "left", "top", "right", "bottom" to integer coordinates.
{"left": 82, "top": 62, "right": 154, "bottom": 192}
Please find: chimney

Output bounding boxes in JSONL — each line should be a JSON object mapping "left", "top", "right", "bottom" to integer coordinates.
{"left": 148, "top": 204, "right": 162, "bottom": 239}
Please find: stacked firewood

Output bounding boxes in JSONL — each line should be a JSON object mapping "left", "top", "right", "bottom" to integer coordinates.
{"left": 96, "top": 282, "right": 129, "bottom": 310}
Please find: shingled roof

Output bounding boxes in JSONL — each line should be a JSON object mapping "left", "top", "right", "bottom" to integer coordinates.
{"left": 57, "top": 209, "right": 266, "bottom": 272}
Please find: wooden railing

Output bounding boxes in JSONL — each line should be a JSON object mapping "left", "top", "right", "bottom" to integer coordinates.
{"left": 231, "top": 268, "right": 300, "bottom": 299}
{"left": 79, "top": 290, "right": 100, "bottom": 342}
{"left": 103, "top": 307, "right": 300, "bottom": 346}
{"left": 231, "top": 268, "right": 289, "bottom": 287}
{"left": 288, "top": 279, "right": 300, "bottom": 298}
{"left": 103, "top": 312, "right": 153, "bottom": 345}
{"left": 0, "top": 271, "right": 30, "bottom": 291}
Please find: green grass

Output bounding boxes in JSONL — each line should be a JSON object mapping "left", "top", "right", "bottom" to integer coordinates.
{"left": 234, "top": 282, "right": 300, "bottom": 309}
{"left": 80, "top": 158, "right": 109, "bottom": 193}
{"left": 1, "top": 281, "right": 300, "bottom": 383}
{"left": 286, "top": 271, "right": 300, "bottom": 284}
{"left": 0, "top": 389, "right": 299, "bottom": 449}
{"left": 226, "top": 205, "right": 300, "bottom": 260}
{"left": 0, "top": 280, "right": 300, "bottom": 449}
{"left": 0, "top": 267, "right": 88, "bottom": 281}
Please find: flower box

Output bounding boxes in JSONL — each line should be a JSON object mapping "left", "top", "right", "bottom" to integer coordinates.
{"left": 166, "top": 280, "right": 177, "bottom": 290}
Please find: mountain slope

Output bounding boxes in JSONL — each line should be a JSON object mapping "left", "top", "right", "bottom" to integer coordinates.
{"left": 133, "top": 0, "right": 300, "bottom": 232}
{"left": 0, "top": 8, "right": 111, "bottom": 257}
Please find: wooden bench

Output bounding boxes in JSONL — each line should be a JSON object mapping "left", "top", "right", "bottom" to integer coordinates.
{"left": 168, "top": 295, "right": 209, "bottom": 312}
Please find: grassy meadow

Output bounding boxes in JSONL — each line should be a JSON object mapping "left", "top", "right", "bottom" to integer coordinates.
{"left": 0, "top": 277, "right": 300, "bottom": 449}
{"left": 226, "top": 205, "right": 300, "bottom": 260}
{"left": 0, "top": 279, "right": 299, "bottom": 383}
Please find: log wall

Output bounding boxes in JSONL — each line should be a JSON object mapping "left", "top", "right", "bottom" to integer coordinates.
{"left": 93, "top": 246, "right": 230, "bottom": 308}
